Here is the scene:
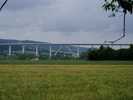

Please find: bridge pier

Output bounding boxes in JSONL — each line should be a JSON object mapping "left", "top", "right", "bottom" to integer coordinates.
{"left": 8, "top": 45, "right": 12, "bottom": 56}
{"left": 119, "top": 45, "right": 122, "bottom": 49}
{"left": 91, "top": 45, "right": 94, "bottom": 50}
{"left": 22, "top": 45, "right": 25, "bottom": 54}
{"left": 49, "top": 46, "right": 52, "bottom": 59}
{"left": 76, "top": 47, "right": 80, "bottom": 58}
{"left": 35, "top": 46, "right": 39, "bottom": 57}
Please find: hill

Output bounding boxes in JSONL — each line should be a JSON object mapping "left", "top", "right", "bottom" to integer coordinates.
{"left": 0, "top": 39, "right": 88, "bottom": 57}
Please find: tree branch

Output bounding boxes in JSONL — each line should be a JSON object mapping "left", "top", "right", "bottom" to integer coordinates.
{"left": 0, "top": 0, "right": 8, "bottom": 11}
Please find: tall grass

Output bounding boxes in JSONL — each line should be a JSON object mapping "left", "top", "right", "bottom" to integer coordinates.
{"left": 0, "top": 64, "right": 133, "bottom": 100}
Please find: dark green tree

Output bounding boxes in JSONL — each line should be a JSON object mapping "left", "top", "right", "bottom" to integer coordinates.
{"left": 103, "top": 0, "right": 133, "bottom": 14}
{"left": 103, "top": 0, "right": 133, "bottom": 43}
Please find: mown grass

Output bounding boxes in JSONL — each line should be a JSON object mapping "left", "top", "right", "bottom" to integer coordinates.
{"left": 0, "top": 64, "right": 133, "bottom": 100}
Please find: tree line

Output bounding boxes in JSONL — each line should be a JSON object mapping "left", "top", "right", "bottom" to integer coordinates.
{"left": 80, "top": 44, "right": 133, "bottom": 60}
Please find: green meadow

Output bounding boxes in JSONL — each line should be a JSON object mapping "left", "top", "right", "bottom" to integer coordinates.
{"left": 0, "top": 62, "right": 133, "bottom": 100}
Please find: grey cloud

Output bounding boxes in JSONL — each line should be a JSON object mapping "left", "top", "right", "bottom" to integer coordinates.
{"left": 4, "top": 0, "right": 54, "bottom": 11}
{"left": 0, "top": 0, "right": 132, "bottom": 43}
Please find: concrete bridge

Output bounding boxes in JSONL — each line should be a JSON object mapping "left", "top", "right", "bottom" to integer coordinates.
{"left": 0, "top": 43, "right": 131, "bottom": 58}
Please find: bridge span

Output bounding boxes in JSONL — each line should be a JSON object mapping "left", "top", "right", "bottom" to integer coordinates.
{"left": 0, "top": 43, "right": 131, "bottom": 58}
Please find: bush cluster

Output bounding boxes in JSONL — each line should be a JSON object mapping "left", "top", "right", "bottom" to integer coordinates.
{"left": 80, "top": 44, "right": 133, "bottom": 60}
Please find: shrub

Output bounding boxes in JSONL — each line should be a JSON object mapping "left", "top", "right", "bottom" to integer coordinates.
{"left": 80, "top": 45, "right": 133, "bottom": 60}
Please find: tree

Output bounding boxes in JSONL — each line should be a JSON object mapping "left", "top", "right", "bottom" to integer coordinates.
{"left": 103, "top": 0, "right": 133, "bottom": 14}
{"left": 103, "top": 0, "right": 133, "bottom": 44}
{"left": 0, "top": 0, "right": 8, "bottom": 11}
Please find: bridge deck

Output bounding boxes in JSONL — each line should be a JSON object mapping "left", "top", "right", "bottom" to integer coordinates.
{"left": 0, "top": 43, "right": 131, "bottom": 46}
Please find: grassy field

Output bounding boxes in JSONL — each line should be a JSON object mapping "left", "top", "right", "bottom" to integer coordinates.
{"left": 0, "top": 59, "right": 133, "bottom": 65}
{"left": 0, "top": 63, "right": 133, "bottom": 100}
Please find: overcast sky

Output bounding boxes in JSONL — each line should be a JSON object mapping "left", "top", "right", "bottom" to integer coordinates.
{"left": 0, "top": 0, "right": 132, "bottom": 43}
